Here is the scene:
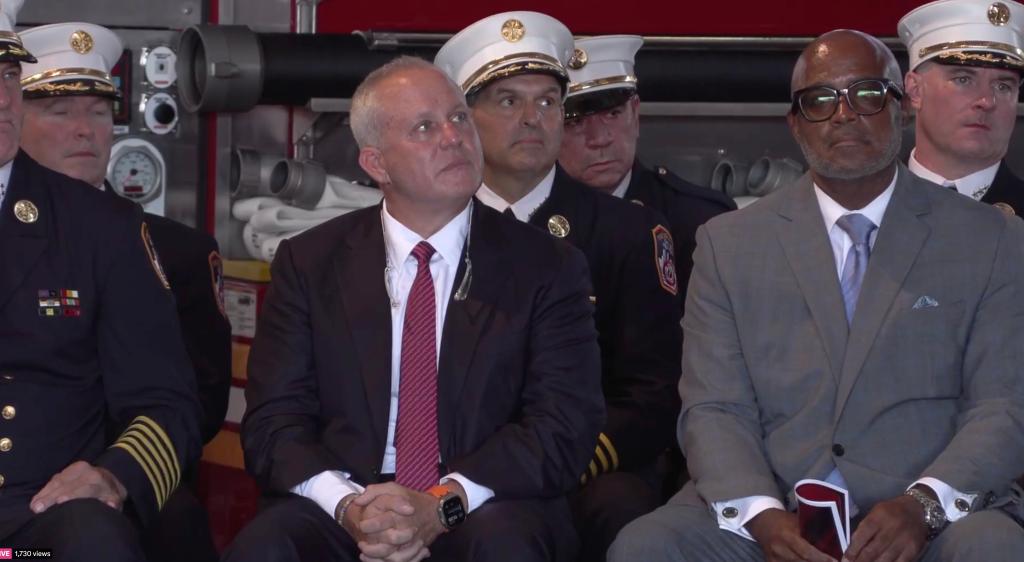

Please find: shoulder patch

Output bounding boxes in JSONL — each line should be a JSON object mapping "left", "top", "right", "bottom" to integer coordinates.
{"left": 141, "top": 222, "right": 171, "bottom": 290}
{"left": 652, "top": 224, "right": 677, "bottom": 295}
{"left": 208, "top": 250, "right": 228, "bottom": 320}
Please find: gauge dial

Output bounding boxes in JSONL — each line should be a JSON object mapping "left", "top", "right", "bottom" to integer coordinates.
{"left": 110, "top": 149, "right": 160, "bottom": 201}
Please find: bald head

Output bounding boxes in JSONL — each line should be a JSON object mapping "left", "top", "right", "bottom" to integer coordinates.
{"left": 792, "top": 30, "right": 902, "bottom": 93}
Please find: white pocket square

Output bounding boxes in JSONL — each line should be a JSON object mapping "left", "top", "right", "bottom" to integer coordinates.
{"left": 913, "top": 295, "right": 939, "bottom": 309}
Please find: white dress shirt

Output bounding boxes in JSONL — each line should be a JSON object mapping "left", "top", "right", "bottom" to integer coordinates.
{"left": 476, "top": 166, "right": 556, "bottom": 221}
{"left": 714, "top": 169, "right": 975, "bottom": 541}
{"left": 611, "top": 171, "right": 632, "bottom": 199}
{"left": 291, "top": 200, "right": 496, "bottom": 519}
{"left": 908, "top": 149, "right": 1000, "bottom": 201}
{"left": 0, "top": 160, "right": 15, "bottom": 210}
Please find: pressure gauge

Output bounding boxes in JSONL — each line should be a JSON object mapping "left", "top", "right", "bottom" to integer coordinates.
{"left": 141, "top": 92, "right": 178, "bottom": 134}
{"left": 107, "top": 138, "right": 166, "bottom": 215}
{"left": 141, "top": 46, "right": 177, "bottom": 88}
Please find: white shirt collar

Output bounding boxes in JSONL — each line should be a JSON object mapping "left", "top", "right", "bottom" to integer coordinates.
{"left": 381, "top": 199, "right": 470, "bottom": 270}
{"left": 0, "top": 159, "right": 14, "bottom": 208}
{"left": 813, "top": 168, "right": 897, "bottom": 234}
{"left": 476, "top": 165, "right": 556, "bottom": 221}
{"left": 907, "top": 148, "right": 999, "bottom": 200}
{"left": 611, "top": 170, "right": 633, "bottom": 199}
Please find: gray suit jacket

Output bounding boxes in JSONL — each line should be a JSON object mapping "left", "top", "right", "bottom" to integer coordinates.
{"left": 678, "top": 164, "right": 1024, "bottom": 513}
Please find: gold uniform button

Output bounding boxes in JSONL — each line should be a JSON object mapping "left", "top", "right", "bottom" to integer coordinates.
{"left": 0, "top": 473, "right": 4, "bottom": 487}
{"left": 0, "top": 437, "right": 11, "bottom": 452}
{"left": 1, "top": 406, "right": 13, "bottom": 420}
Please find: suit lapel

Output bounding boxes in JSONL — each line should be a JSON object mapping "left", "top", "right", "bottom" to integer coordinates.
{"left": 0, "top": 154, "right": 50, "bottom": 312}
{"left": 437, "top": 201, "right": 503, "bottom": 458}
{"left": 834, "top": 169, "right": 931, "bottom": 417}
{"left": 775, "top": 176, "right": 848, "bottom": 383}
{"left": 333, "top": 207, "right": 393, "bottom": 450}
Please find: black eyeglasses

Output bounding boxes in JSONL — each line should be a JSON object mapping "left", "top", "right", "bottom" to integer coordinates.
{"left": 791, "top": 78, "right": 903, "bottom": 122}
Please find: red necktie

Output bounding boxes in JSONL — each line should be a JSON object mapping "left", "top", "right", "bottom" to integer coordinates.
{"left": 394, "top": 241, "right": 439, "bottom": 490}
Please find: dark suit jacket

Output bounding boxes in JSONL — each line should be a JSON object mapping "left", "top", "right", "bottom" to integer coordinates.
{"left": 981, "top": 161, "right": 1024, "bottom": 217}
{"left": 242, "top": 201, "right": 604, "bottom": 500}
{"left": 624, "top": 161, "right": 737, "bottom": 315}
{"left": 528, "top": 167, "right": 682, "bottom": 473}
{"left": 0, "top": 151, "right": 201, "bottom": 537}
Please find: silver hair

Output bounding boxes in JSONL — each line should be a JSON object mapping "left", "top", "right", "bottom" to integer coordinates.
{"left": 350, "top": 56, "right": 463, "bottom": 148}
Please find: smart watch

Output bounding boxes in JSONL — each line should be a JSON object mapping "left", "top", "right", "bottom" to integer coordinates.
{"left": 427, "top": 485, "right": 466, "bottom": 530}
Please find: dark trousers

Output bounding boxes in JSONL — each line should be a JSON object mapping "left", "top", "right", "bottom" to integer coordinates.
{"left": 142, "top": 486, "right": 219, "bottom": 562}
{"left": 570, "top": 469, "right": 663, "bottom": 562}
{"left": 2, "top": 499, "right": 146, "bottom": 562}
{"left": 221, "top": 494, "right": 579, "bottom": 562}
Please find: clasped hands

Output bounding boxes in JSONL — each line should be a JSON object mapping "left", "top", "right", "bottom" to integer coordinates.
{"left": 338, "top": 481, "right": 464, "bottom": 562}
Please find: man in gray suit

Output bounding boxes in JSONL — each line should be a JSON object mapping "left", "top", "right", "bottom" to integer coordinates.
{"left": 609, "top": 29, "right": 1024, "bottom": 562}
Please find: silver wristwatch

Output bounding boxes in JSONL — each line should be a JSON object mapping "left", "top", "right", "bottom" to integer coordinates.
{"left": 905, "top": 488, "right": 948, "bottom": 539}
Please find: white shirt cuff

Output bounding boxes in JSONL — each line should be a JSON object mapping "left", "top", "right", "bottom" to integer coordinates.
{"left": 290, "top": 470, "right": 366, "bottom": 519}
{"left": 712, "top": 496, "right": 786, "bottom": 542}
{"left": 442, "top": 472, "right": 495, "bottom": 513}
{"left": 911, "top": 477, "right": 977, "bottom": 523}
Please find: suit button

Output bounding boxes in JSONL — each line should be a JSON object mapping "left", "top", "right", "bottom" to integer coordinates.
{"left": 832, "top": 444, "right": 845, "bottom": 457}
{"left": 0, "top": 438, "right": 11, "bottom": 452}
{"left": 721, "top": 506, "right": 739, "bottom": 519}
{"left": 1, "top": 406, "right": 14, "bottom": 420}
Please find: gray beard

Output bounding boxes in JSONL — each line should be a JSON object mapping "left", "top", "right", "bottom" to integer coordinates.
{"left": 798, "top": 125, "right": 902, "bottom": 181}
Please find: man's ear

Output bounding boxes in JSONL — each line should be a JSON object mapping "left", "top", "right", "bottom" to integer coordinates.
{"left": 358, "top": 146, "right": 389, "bottom": 186}
{"left": 904, "top": 70, "right": 925, "bottom": 111}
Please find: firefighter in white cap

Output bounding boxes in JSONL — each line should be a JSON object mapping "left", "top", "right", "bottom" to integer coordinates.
{"left": 901, "top": 0, "right": 1024, "bottom": 217}
{"left": 16, "top": 21, "right": 230, "bottom": 562}
{"left": 437, "top": 13, "right": 684, "bottom": 561}
{"left": 0, "top": 4, "right": 201, "bottom": 561}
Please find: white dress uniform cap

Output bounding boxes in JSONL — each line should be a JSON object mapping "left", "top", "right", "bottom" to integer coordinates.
{"left": 564, "top": 35, "right": 643, "bottom": 120}
{"left": 899, "top": 0, "right": 1024, "bottom": 71}
{"left": 20, "top": 22, "right": 123, "bottom": 99}
{"left": 0, "top": 0, "right": 35, "bottom": 63}
{"left": 434, "top": 11, "right": 574, "bottom": 97}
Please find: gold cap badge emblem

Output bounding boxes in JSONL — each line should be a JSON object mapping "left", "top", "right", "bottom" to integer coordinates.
{"left": 993, "top": 202, "right": 1016, "bottom": 217}
{"left": 989, "top": 2, "right": 1011, "bottom": 26}
{"left": 547, "top": 215, "right": 570, "bottom": 238}
{"left": 568, "top": 48, "right": 588, "bottom": 70}
{"left": 14, "top": 200, "right": 39, "bottom": 223}
{"left": 501, "top": 19, "right": 525, "bottom": 42}
{"left": 70, "top": 30, "right": 94, "bottom": 54}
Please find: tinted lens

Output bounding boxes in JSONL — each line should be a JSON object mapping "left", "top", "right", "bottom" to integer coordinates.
{"left": 798, "top": 88, "right": 839, "bottom": 121}
{"left": 847, "top": 80, "right": 887, "bottom": 115}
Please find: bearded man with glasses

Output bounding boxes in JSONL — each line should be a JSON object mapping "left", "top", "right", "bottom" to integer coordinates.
{"left": 609, "top": 28, "right": 1024, "bottom": 562}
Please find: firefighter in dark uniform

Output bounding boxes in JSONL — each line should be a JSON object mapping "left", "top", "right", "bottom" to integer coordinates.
{"left": 436, "top": 13, "right": 683, "bottom": 561}
{"left": 559, "top": 35, "right": 737, "bottom": 314}
{"left": 899, "top": 0, "right": 1024, "bottom": 219}
{"left": 17, "top": 22, "right": 230, "bottom": 562}
{"left": 0, "top": 5, "right": 202, "bottom": 561}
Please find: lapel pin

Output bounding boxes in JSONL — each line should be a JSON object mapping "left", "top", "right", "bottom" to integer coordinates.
{"left": 547, "top": 214, "right": 570, "bottom": 238}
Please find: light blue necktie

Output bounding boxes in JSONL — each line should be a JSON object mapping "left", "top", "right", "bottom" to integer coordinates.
{"left": 836, "top": 213, "right": 876, "bottom": 325}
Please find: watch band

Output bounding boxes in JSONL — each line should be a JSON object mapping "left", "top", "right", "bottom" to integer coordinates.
{"left": 905, "top": 488, "right": 948, "bottom": 539}
{"left": 335, "top": 493, "right": 359, "bottom": 527}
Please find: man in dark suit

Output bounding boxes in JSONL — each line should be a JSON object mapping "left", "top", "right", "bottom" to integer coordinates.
{"left": 559, "top": 35, "right": 737, "bottom": 312}
{"left": 222, "top": 56, "right": 603, "bottom": 562}
{"left": 0, "top": 7, "right": 202, "bottom": 561}
{"left": 435, "top": 15, "right": 683, "bottom": 560}
{"left": 611, "top": 29, "right": 1024, "bottom": 562}
{"left": 16, "top": 22, "right": 231, "bottom": 562}
{"left": 899, "top": 0, "right": 1024, "bottom": 217}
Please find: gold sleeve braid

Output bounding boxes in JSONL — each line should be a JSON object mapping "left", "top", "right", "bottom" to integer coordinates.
{"left": 580, "top": 432, "right": 621, "bottom": 485}
{"left": 110, "top": 416, "right": 181, "bottom": 508}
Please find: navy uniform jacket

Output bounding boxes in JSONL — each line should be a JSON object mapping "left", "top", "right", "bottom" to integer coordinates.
{"left": 529, "top": 167, "right": 682, "bottom": 477}
{"left": 139, "top": 211, "right": 231, "bottom": 444}
{"left": 981, "top": 161, "right": 1024, "bottom": 219}
{"left": 0, "top": 151, "right": 201, "bottom": 538}
{"left": 625, "top": 161, "right": 737, "bottom": 314}
{"left": 243, "top": 202, "right": 604, "bottom": 498}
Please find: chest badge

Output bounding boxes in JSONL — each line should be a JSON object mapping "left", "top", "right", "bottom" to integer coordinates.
{"left": 547, "top": 214, "right": 570, "bottom": 238}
